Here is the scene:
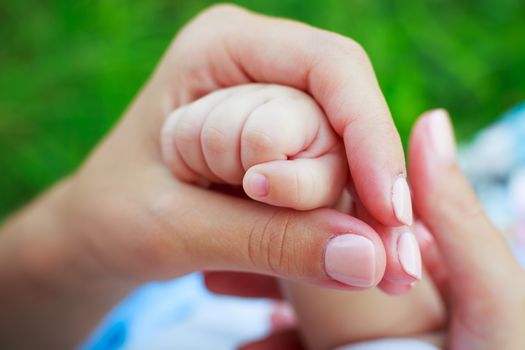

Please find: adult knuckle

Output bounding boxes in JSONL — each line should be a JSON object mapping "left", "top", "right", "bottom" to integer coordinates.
{"left": 316, "top": 32, "right": 370, "bottom": 63}
{"left": 343, "top": 38, "right": 370, "bottom": 61}
{"left": 199, "top": 3, "right": 245, "bottom": 20}
{"left": 336, "top": 37, "right": 370, "bottom": 66}
{"left": 248, "top": 211, "right": 297, "bottom": 276}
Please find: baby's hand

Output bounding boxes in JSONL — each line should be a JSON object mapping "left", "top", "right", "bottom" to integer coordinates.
{"left": 161, "top": 84, "right": 347, "bottom": 210}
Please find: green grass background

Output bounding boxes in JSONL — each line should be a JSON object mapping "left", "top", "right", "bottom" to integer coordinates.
{"left": 1, "top": 0, "right": 524, "bottom": 220}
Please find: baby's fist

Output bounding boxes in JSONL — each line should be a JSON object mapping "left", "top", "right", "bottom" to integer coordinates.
{"left": 161, "top": 84, "right": 347, "bottom": 210}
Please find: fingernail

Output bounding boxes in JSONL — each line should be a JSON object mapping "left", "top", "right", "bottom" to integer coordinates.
{"left": 244, "top": 172, "right": 269, "bottom": 197}
{"left": 270, "top": 302, "right": 296, "bottom": 331}
{"left": 397, "top": 231, "right": 422, "bottom": 280}
{"left": 325, "top": 234, "right": 376, "bottom": 288}
{"left": 392, "top": 176, "right": 413, "bottom": 226}
{"left": 427, "top": 109, "right": 456, "bottom": 164}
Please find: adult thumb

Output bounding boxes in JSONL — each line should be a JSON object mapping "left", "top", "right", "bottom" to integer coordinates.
{"left": 408, "top": 109, "right": 522, "bottom": 293}
{"left": 166, "top": 182, "right": 386, "bottom": 289}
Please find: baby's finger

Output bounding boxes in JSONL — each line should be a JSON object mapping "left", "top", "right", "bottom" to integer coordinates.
{"left": 240, "top": 94, "right": 334, "bottom": 170}
{"left": 161, "top": 106, "right": 202, "bottom": 183}
{"left": 200, "top": 85, "right": 296, "bottom": 183}
{"left": 169, "top": 87, "right": 235, "bottom": 183}
{"left": 243, "top": 146, "right": 347, "bottom": 210}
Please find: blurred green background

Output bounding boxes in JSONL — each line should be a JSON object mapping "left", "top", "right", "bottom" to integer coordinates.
{"left": 1, "top": 0, "right": 524, "bottom": 220}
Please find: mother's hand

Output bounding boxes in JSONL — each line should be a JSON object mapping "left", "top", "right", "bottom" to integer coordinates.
{"left": 160, "top": 4, "right": 411, "bottom": 229}
{"left": 410, "top": 109, "right": 525, "bottom": 349}
{"left": 0, "top": 5, "right": 419, "bottom": 348}
{"left": 66, "top": 4, "right": 422, "bottom": 289}
{"left": 228, "top": 110, "right": 525, "bottom": 349}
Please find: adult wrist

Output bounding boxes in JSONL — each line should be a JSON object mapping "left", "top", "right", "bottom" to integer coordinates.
{"left": 0, "top": 179, "right": 137, "bottom": 348}
{"left": 1, "top": 178, "right": 138, "bottom": 297}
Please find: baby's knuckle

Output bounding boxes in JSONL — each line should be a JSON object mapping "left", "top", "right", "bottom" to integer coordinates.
{"left": 174, "top": 119, "right": 199, "bottom": 146}
{"left": 267, "top": 85, "right": 306, "bottom": 100}
{"left": 242, "top": 128, "right": 275, "bottom": 155}
{"left": 202, "top": 126, "right": 229, "bottom": 155}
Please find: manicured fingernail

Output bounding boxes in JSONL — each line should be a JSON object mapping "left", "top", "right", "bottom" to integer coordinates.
{"left": 427, "top": 109, "right": 456, "bottom": 164}
{"left": 392, "top": 176, "right": 413, "bottom": 226}
{"left": 397, "top": 231, "right": 422, "bottom": 280}
{"left": 244, "top": 172, "right": 269, "bottom": 198}
{"left": 325, "top": 234, "right": 376, "bottom": 288}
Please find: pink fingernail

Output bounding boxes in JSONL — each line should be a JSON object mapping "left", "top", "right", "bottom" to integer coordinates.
{"left": 325, "top": 234, "right": 376, "bottom": 288}
{"left": 427, "top": 109, "right": 456, "bottom": 164}
{"left": 397, "top": 230, "right": 422, "bottom": 280}
{"left": 245, "top": 172, "right": 269, "bottom": 198}
{"left": 392, "top": 176, "right": 413, "bottom": 226}
{"left": 270, "top": 302, "right": 296, "bottom": 331}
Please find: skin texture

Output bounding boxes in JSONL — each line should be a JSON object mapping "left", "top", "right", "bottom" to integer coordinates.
{"left": 162, "top": 83, "right": 420, "bottom": 291}
{"left": 164, "top": 5, "right": 411, "bottom": 228}
{"left": 281, "top": 276, "right": 445, "bottom": 350}
{"left": 3, "top": 4, "right": 521, "bottom": 349}
{"left": 409, "top": 110, "right": 525, "bottom": 350}
{"left": 0, "top": 5, "right": 416, "bottom": 349}
{"left": 210, "top": 111, "right": 525, "bottom": 350}
{"left": 161, "top": 83, "right": 348, "bottom": 210}
{"left": 162, "top": 82, "right": 436, "bottom": 349}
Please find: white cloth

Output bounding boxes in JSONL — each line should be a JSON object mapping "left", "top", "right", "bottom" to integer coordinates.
{"left": 336, "top": 339, "right": 439, "bottom": 350}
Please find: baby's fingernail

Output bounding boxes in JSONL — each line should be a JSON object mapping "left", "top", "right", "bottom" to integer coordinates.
{"left": 427, "top": 109, "right": 456, "bottom": 164}
{"left": 397, "top": 230, "right": 422, "bottom": 280}
{"left": 244, "top": 172, "right": 269, "bottom": 198}
{"left": 392, "top": 176, "right": 413, "bottom": 226}
{"left": 270, "top": 302, "right": 296, "bottom": 331}
{"left": 325, "top": 234, "right": 376, "bottom": 288}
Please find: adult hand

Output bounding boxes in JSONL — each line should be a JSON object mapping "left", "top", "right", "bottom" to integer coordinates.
{"left": 157, "top": 3, "right": 419, "bottom": 288}
{"left": 67, "top": 4, "right": 424, "bottom": 291}
{"left": 164, "top": 5, "right": 411, "bottom": 228}
{"left": 409, "top": 109, "right": 525, "bottom": 349}
{"left": 0, "top": 4, "right": 415, "bottom": 348}
{"left": 215, "top": 109, "right": 525, "bottom": 350}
